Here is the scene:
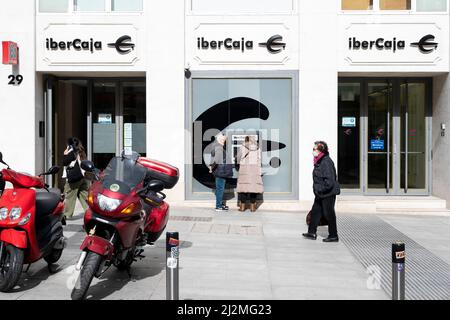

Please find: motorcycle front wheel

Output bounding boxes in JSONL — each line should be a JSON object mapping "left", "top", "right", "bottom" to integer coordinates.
{"left": 71, "top": 251, "right": 103, "bottom": 300}
{"left": 0, "top": 244, "right": 24, "bottom": 292}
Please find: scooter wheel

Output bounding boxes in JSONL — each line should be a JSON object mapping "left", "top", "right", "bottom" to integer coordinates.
{"left": 0, "top": 245, "right": 24, "bottom": 292}
{"left": 71, "top": 251, "right": 103, "bottom": 300}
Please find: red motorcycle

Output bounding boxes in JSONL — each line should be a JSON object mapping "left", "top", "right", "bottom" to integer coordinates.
{"left": 71, "top": 151, "right": 179, "bottom": 300}
{"left": 0, "top": 152, "right": 66, "bottom": 292}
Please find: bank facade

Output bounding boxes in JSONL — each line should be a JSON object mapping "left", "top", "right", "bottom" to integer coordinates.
{"left": 1, "top": 0, "right": 449, "bottom": 208}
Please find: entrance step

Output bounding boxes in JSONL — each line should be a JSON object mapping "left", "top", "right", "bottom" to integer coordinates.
{"left": 176, "top": 197, "right": 450, "bottom": 216}
{"left": 336, "top": 196, "right": 449, "bottom": 216}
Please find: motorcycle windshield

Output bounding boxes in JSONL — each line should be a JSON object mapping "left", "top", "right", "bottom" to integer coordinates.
{"left": 101, "top": 157, "right": 147, "bottom": 194}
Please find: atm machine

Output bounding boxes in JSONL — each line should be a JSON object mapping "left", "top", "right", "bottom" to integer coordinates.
{"left": 225, "top": 130, "right": 260, "bottom": 178}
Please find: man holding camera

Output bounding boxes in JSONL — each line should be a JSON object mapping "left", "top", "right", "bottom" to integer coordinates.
{"left": 62, "top": 137, "right": 89, "bottom": 220}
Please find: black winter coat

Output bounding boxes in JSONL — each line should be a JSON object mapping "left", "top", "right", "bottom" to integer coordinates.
{"left": 210, "top": 143, "right": 233, "bottom": 179}
{"left": 63, "top": 151, "right": 84, "bottom": 184}
{"left": 313, "top": 154, "right": 340, "bottom": 199}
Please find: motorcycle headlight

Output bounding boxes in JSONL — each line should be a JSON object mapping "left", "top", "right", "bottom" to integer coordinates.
{"left": 10, "top": 207, "right": 22, "bottom": 220}
{"left": 0, "top": 208, "right": 8, "bottom": 220}
{"left": 18, "top": 213, "right": 31, "bottom": 226}
{"left": 97, "top": 194, "right": 122, "bottom": 212}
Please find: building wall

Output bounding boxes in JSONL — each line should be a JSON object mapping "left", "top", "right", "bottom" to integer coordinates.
{"left": 146, "top": 1, "right": 186, "bottom": 201}
{"left": 0, "top": 2, "right": 36, "bottom": 174}
{"left": 0, "top": 1, "right": 449, "bottom": 204}
{"left": 433, "top": 74, "right": 450, "bottom": 208}
{"left": 298, "top": 1, "right": 339, "bottom": 202}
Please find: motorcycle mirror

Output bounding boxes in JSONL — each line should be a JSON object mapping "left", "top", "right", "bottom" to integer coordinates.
{"left": 80, "top": 160, "right": 96, "bottom": 173}
{"left": 0, "top": 179, "right": 5, "bottom": 196}
{"left": 147, "top": 180, "right": 164, "bottom": 193}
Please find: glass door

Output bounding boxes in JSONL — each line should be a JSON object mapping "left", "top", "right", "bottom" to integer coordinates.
{"left": 366, "top": 81, "right": 394, "bottom": 194}
{"left": 400, "top": 82, "right": 428, "bottom": 194}
{"left": 339, "top": 78, "right": 430, "bottom": 195}
{"left": 338, "top": 82, "right": 361, "bottom": 191}
{"left": 91, "top": 82, "right": 118, "bottom": 170}
{"left": 89, "top": 80, "right": 146, "bottom": 170}
{"left": 121, "top": 82, "right": 147, "bottom": 157}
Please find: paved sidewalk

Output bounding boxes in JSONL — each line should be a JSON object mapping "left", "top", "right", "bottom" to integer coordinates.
{"left": 0, "top": 204, "right": 449, "bottom": 300}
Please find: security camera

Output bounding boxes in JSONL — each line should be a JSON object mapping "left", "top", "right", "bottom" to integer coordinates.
{"left": 185, "top": 68, "right": 191, "bottom": 79}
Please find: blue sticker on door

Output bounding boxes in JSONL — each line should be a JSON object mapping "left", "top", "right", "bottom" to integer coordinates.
{"left": 370, "top": 140, "right": 385, "bottom": 151}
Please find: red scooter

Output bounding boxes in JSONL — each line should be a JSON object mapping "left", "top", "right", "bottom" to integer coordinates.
{"left": 0, "top": 152, "right": 66, "bottom": 292}
{"left": 71, "top": 151, "right": 179, "bottom": 300}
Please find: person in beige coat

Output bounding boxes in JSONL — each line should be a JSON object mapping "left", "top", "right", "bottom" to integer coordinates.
{"left": 236, "top": 136, "right": 264, "bottom": 212}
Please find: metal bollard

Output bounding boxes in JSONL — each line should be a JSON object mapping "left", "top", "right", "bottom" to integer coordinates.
{"left": 392, "top": 242, "right": 406, "bottom": 300}
{"left": 166, "top": 232, "right": 179, "bottom": 300}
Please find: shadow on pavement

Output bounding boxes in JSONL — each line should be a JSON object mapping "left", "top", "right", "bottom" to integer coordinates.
{"left": 84, "top": 239, "right": 193, "bottom": 300}
{"left": 9, "top": 262, "right": 66, "bottom": 293}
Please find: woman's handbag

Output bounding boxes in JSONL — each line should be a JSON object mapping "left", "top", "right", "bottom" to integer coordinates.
{"left": 306, "top": 210, "right": 328, "bottom": 226}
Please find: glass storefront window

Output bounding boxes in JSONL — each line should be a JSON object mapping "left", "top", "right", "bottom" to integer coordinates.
{"left": 39, "top": 0, "right": 69, "bottom": 13}
{"left": 380, "top": 0, "right": 411, "bottom": 10}
{"left": 112, "top": 0, "right": 143, "bottom": 11}
{"left": 191, "top": 77, "right": 294, "bottom": 197}
{"left": 74, "top": 0, "right": 105, "bottom": 11}
{"left": 342, "top": 0, "right": 373, "bottom": 10}
{"left": 416, "top": 0, "right": 447, "bottom": 12}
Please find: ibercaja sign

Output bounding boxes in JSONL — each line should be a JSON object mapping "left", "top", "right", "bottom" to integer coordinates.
{"left": 2, "top": 41, "right": 19, "bottom": 65}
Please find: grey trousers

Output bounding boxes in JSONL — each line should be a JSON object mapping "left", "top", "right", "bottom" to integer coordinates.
{"left": 63, "top": 179, "right": 90, "bottom": 218}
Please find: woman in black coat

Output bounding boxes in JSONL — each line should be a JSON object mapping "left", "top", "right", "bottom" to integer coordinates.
{"left": 303, "top": 141, "right": 340, "bottom": 242}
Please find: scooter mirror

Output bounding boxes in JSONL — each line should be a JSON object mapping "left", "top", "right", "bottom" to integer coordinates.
{"left": 47, "top": 166, "right": 61, "bottom": 175}
{"left": 0, "top": 152, "right": 10, "bottom": 168}
{"left": 80, "top": 160, "right": 96, "bottom": 173}
{"left": 147, "top": 180, "right": 164, "bottom": 193}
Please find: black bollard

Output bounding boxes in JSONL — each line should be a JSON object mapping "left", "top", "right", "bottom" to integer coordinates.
{"left": 392, "top": 242, "right": 406, "bottom": 300}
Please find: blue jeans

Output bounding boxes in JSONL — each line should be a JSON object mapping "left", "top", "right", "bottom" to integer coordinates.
{"left": 215, "top": 177, "right": 226, "bottom": 208}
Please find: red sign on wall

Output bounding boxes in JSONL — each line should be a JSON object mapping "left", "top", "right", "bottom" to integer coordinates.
{"left": 2, "top": 41, "right": 19, "bottom": 65}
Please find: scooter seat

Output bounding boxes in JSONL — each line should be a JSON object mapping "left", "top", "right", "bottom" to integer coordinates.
{"left": 35, "top": 190, "right": 61, "bottom": 219}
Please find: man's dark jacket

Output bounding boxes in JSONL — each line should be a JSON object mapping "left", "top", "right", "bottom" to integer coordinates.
{"left": 313, "top": 154, "right": 340, "bottom": 199}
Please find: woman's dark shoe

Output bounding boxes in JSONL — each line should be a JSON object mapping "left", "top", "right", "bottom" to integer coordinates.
{"left": 250, "top": 203, "right": 257, "bottom": 212}
{"left": 238, "top": 203, "right": 246, "bottom": 212}
{"left": 323, "top": 236, "right": 339, "bottom": 243}
{"left": 302, "top": 233, "right": 317, "bottom": 240}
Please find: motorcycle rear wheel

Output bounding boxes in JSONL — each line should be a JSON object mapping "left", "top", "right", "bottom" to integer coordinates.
{"left": 71, "top": 251, "right": 103, "bottom": 300}
{"left": 0, "top": 244, "right": 24, "bottom": 292}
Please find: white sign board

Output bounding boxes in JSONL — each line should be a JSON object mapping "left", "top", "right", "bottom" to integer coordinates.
{"left": 187, "top": 21, "right": 296, "bottom": 66}
{"left": 339, "top": 18, "right": 449, "bottom": 71}
{"left": 38, "top": 24, "right": 139, "bottom": 67}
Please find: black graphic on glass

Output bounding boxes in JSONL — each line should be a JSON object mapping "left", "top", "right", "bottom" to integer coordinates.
{"left": 193, "top": 97, "right": 286, "bottom": 189}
